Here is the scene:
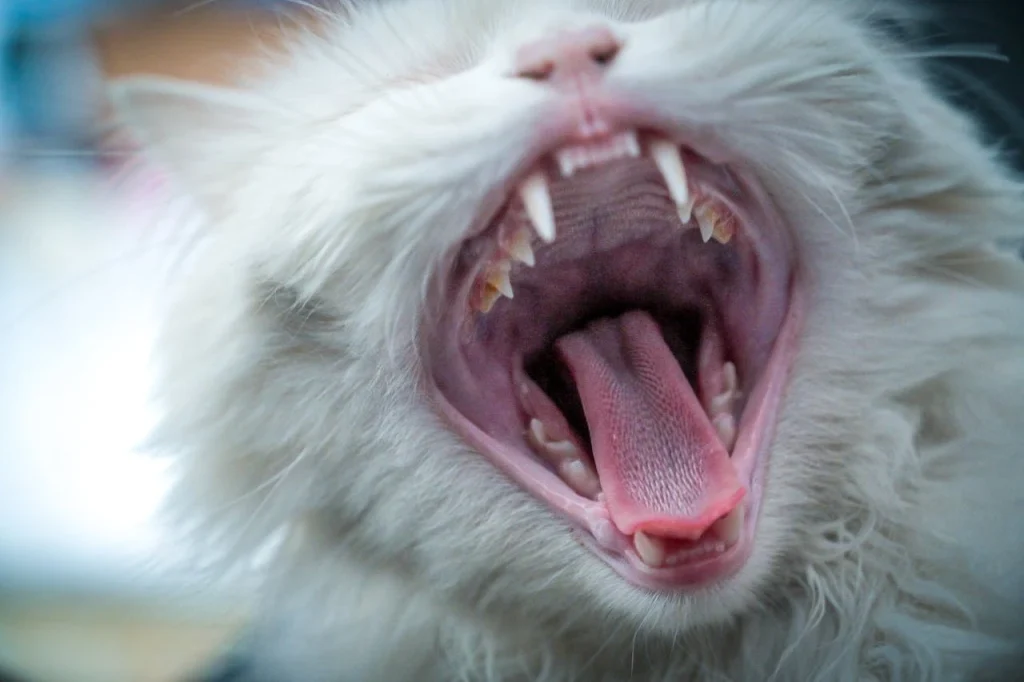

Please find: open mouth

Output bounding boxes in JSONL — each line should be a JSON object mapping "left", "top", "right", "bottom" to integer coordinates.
{"left": 424, "top": 127, "right": 802, "bottom": 590}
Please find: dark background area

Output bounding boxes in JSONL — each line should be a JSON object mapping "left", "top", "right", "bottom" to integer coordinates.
{"left": 925, "top": 0, "right": 1024, "bottom": 166}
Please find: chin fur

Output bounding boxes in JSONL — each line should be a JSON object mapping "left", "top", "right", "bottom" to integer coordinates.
{"left": 115, "top": 1, "right": 1024, "bottom": 680}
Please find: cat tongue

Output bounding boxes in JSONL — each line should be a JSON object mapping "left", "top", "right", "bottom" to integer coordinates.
{"left": 556, "top": 311, "right": 745, "bottom": 539}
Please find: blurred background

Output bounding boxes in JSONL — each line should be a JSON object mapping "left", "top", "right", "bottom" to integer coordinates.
{"left": 0, "top": 1, "right": 1022, "bottom": 681}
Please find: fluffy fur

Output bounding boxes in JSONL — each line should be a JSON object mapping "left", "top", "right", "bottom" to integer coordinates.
{"left": 113, "top": 1, "right": 1024, "bottom": 680}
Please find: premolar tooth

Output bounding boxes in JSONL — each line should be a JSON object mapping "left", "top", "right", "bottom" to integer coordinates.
{"left": 722, "top": 361, "right": 737, "bottom": 396}
{"left": 634, "top": 531, "right": 667, "bottom": 568}
{"left": 558, "top": 460, "right": 601, "bottom": 499}
{"left": 710, "top": 363, "right": 738, "bottom": 415}
{"left": 476, "top": 285, "right": 501, "bottom": 314}
{"left": 695, "top": 203, "right": 734, "bottom": 245}
{"left": 528, "top": 418, "right": 579, "bottom": 459}
{"left": 695, "top": 204, "right": 715, "bottom": 243}
{"left": 711, "top": 392, "right": 733, "bottom": 415}
{"left": 519, "top": 171, "right": 557, "bottom": 243}
{"left": 486, "top": 261, "right": 514, "bottom": 299}
{"left": 711, "top": 506, "right": 745, "bottom": 547}
{"left": 527, "top": 419, "right": 599, "bottom": 498}
{"left": 649, "top": 138, "right": 693, "bottom": 223}
{"left": 505, "top": 228, "right": 535, "bottom": 267}
{"left": 713, "top": 413, "right": 736, "bottom": 450}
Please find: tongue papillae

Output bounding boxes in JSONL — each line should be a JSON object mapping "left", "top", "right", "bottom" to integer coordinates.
{"left": 556, "top": 311, "right": 746, "bottom": 540}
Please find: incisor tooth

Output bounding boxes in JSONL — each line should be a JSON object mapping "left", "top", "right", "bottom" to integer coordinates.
{"left": 711, "top": 506, "right": 745, "bottom": 547}
{"left": 519, "top": 171, "right": 556, "bottom": 243}
{"left": 623, "top": 130, "right": 641, "bottom": 157}
{"left": 505, "top": 228, "right": 535, "bottom": 267}
{"left": 557, "top": 153, "right": 576, "bottom": 178}
{"left": 634, "top": 531, "right": 667, "bottom": 568}
{"left": 650, "top": 138, "right": 693, "bottom": 223}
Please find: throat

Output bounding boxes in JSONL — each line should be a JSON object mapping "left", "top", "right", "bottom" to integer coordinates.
{"left": 526, "top": 307, "right": 704, "bottom": 451}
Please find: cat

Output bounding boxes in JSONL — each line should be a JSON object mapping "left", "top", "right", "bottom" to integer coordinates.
{"left": 111, "top": 1, "right": 1024, "bottom": 680}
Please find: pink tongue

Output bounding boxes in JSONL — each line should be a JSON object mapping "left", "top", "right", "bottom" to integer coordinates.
{"left": 556, "top": 311, "right": 745, "bottom": 539}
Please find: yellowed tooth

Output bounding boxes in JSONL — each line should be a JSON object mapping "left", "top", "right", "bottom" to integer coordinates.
{"left": 486, "top": 260, "right": 514, "bottom": 299}
{"left": 712, "top": 211, "right": 734, "bottom": 244}
{"left": 476, "top": 284, "right": 502, "bottom": 314}
{"left": 695, "top": 204, "right": 715, "bottom": 243}
{"left": 505, "top": 228, "right": 535, "bottom": 267}
{"left": 695, "top": 203, "right": 735, "bottom": 245}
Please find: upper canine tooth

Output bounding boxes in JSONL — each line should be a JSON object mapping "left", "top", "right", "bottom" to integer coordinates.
{"left": 649, "top": 138, "right": 693, "bottom": 223}
{"left": 519, "top": 171, "right": 557, "bottom": 243}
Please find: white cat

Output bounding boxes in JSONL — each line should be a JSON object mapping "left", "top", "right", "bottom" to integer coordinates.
{"left": 112, "top": 1, "right": 1024, "bottom": 680}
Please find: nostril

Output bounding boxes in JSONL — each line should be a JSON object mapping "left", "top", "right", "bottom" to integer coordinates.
{"left": 590, "top": 42, "right": 620, "bottom": 66}
{"left": 520, "top": 59, "right": 556, "bottom": 81}
{"left": 514, "top": 26, "right": 622, "bottom": 82}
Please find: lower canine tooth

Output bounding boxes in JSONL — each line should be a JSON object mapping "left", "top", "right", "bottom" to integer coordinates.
{"left": 634, "top": 531, "right": 667, "bottom": 568}
{"left": 711, "top": 506, "right": 745, "bottom": 547}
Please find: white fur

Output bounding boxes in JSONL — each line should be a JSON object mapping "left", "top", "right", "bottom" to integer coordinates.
{"left": 112, "top": 1, "right": 1024, "bottom": 680}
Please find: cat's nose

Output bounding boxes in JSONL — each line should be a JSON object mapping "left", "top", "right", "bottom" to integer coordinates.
{"left": 514, "top": 26, "right": 621, "bottom": 85}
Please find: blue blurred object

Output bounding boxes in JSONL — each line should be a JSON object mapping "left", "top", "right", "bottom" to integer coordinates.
{"left": 0, "top": 0, "right": 295, "bottom": 166}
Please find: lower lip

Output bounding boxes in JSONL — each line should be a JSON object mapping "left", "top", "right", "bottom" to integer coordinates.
{"left": 576, "top": 496, "right": 760, "bottom": 591}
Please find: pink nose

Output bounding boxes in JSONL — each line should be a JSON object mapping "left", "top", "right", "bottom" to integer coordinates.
{"left": 514, "top": 25, "right": 621, "bottom": 85}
